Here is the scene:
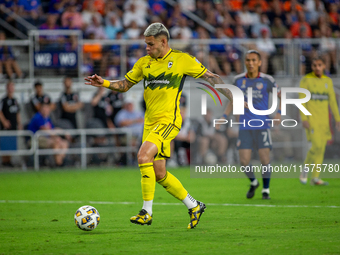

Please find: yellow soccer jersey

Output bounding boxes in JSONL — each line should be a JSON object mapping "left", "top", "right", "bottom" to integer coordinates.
{"left": 299, "top": 72, "right": 340, "bottom": 135}
{"left": 125, "top": 48, "right": 207, "bottom": 128}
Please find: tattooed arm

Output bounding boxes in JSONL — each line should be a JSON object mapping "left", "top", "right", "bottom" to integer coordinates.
{"left": 84, "top": 74, "right": 135, "bottom": 92}
{"left": 200, "top": 70, "right": 233, "bottom": 102}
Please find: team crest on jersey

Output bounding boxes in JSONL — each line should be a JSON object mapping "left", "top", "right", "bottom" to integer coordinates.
{"left": 168, "top": 61, "right": 173, "bottom": 69}
{"left": 256, "top": 82, "right": 263, "bottom": 90}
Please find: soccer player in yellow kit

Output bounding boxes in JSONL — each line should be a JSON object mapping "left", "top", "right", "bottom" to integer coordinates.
{"left": 85, "top": 23, "right": 234, "bottom": 229}
{"left": 299, "top": 57, "right": 340, "bottom": 185}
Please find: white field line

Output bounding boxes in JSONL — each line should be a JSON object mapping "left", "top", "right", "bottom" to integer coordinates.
{"left": 0, "top": 200, "right": 339, "bottom": 208}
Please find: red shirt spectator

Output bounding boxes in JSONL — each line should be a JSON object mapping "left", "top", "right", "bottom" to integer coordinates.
{"left": 328, "top": 3, "right": 339, "bottom": 25}
{"left": 82, "top": 0, "right": 106, "bottom": 15}
{"left": 290, "top": 12, "right": 312, "bottom": 38}
{"left": 283, "top": 0, "right": 303, "bottom": 12}
{"left": 248, "top": 0, "right": 269, "bottom": 12}
{"left": 226, "top": 0, "right": 243, "bottom": 12}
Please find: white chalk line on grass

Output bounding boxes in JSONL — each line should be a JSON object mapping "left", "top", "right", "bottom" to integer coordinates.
{"left": 0, "top": 200, "right": 339, "bottom": 209}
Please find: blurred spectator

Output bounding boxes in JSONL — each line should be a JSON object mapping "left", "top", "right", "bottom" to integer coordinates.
{"left": 104, "top": 1, "right": 123, "bottom": 28}
{"left": 91, "top": 87, "right": 114, "bottom": 128}
{"left": 124, "top": 0, "right": 149, "bottom": 21}
{"left": 195, "top": 27, "right": 225, "bottom": 76}
{"left": 30, "top": 81, "right": 56, "bottom": 114}
{"left": 251, "top": 13, "right": 271, "bottom": 38}
{"left": 39, "top": 14, "right": 65, "bottom": 51}
{"left": 61, "top": 4, "right": 83, "bottom": 30}
{"left": 82, "top": 0, "right": 103, "bottom": 30}
{"left": 173, "top": 104, "right": 196, "bottom": 166}
{"left": 82, "top": 0, "right": 105, "bottom": 16}
{"left": 267, "top": 0, "right": 287, "bottom": 27}
{"left": 290, "top": 11, "right": 312, "bottom": 38}
{"left": 227, "top": 0, "right": 243, "bottom": 12}
{"left": 271, "top": 17, "right": 288, "bottom": 38}
{"left": 105, "top": 15, "right": 123, "bottom": 40}
{"left": 108, "top": 90, "right": 124, "bottom": 127}
{"left": 283, "top": 0, "right": 303, "bottom": 12}
{"left": 48, "top": 0, "right": 69, "bottom": 14}
{"left": 251, "top": 4, "right": 263, "bottom": 25}
{"left": 194, "top": 0, "right": 206, "bottom": 20}
{"left": 17, "top": 0, "right": 43, "bottom": 26}
{"left": 170, "top": 17, "right": 193, "bottom": 40}
{"left": 115, "top": 99, "right": 144, "bottom": 142}
{"left": 28, "top": 101, "right": 69, "bottom": 167}
{"left": 179, "top": 0, "right": 195, "bottom": 12}
{"left": 210, "top": 27, "right": 241, "bottom": 75}
{"left": 0, "top": 81, "right": 22, "bottom": 167}
{"left": 59, "top": 76, "right": 84, "bottom": 129}
{"left": 148, "top": 0, "right": 167, "bottom": 17}
{"left": 256, "top": 28, "right": 276, "bottom": 73}
{"left": 304, "top": 0, "right": 325, "bottom": 25}
{"left": 248, "top": 0, "right": 269, "bottom": 12}
{"left": 297, "top": 27, "right": 315, "bottom": 75}
{"left": 167, "top": 3, "right": 183, "bottom": 28}
{"left": 327, "top": 3, "right": 339, "bottom": 26}
{"left": 123, "top": 3, "right": 147, "bottom": 28}
{"left": 319, "top": 25, "right": 337, "bottom": 74}
{"left": 237, "top": 2, "right": 254, "bottom": 29}
{"left": 83, "top": 32, "right": 103, "bottom": 75}
{"left": 104, "top": 53, "right": 121, "bottom": 78}
{"left": 204, "top": 1, "right": 221, "bottom": 28}
{"left": 196, "top": 108, "right": 227, "bottom": 164}
{"left": 125, "top": 21, "right": 142, "bottom": 39}
{"left": 0, "top": 31, "right": 23, "bottom": 79}
{"left": 85, "top": 15, "right": 107, "bottom": 39}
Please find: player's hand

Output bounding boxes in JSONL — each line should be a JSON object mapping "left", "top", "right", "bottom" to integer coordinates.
{"left": 84, "top": 74, "right": 104, "bottom": 87}
{"left": 302, "top": 121, "right": 310, "bottom": 129}
{"left": 336, "top": 121, "right": 340, "bottom": 132}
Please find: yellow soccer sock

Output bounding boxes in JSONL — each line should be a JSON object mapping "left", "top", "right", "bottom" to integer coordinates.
{"left": 139, "top": 163, "right": 156, "bottom": 201}
{"left": 311, "top": 148, "right": 326, "bottom": 179}
{"left": 157, "top": 171, "right": 188, "bottom": 201}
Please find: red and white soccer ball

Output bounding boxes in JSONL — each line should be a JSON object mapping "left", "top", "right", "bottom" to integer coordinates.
{"left": 74, "top": 205, "right": 100, "bottom": 231}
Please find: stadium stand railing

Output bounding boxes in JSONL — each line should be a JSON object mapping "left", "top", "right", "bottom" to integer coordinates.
{"left": 0, "top": 128, "right": 138, "bottom": 170}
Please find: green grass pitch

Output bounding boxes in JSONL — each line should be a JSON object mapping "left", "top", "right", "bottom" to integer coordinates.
{"left": 0, "top": 166, "right": 339, "bottom": 254}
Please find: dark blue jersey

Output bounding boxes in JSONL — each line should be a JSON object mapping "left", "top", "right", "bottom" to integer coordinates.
{"left": 233, "top": 72, "right": 278, "bottom": 130}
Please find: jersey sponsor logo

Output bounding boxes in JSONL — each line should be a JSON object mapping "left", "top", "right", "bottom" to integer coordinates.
{"left": 311, "top": 93, "right": 329, "bottom": 101}
{"left": 146, "top": 79, "right": 170, "bottom": 86}
{"left": 144, "top": 72, "right": 181, "bottom": 90}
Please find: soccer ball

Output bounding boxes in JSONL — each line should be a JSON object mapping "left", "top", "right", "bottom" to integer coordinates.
{"left": 74, "top": 205, "right": 100, "bottom": 231}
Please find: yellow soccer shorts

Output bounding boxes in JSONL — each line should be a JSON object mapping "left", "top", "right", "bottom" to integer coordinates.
{"left": 142, "top": 123, "right": 180, "bottom": 161}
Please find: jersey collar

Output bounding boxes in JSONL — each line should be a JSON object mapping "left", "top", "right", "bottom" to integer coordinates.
{"left": 159, "top": 48, "right": 172, "bottom": 61}
{"left": 245, "top": 72, "right": 260, "bottom": 79}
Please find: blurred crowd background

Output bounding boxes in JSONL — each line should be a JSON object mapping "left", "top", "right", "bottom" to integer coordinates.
{"left": 1, "top": 0, "right": 340, "bottom": 169}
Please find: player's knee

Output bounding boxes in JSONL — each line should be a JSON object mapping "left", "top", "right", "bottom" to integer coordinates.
{"left": 137, "top": 150, "right": 152, "bottom": 164}
{"left": 240, "top": 158, "right": 250, "bottom": 167}
{"left": 310, "top": 143, "right": 324, "bottom": 154}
